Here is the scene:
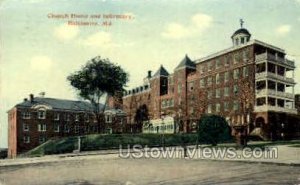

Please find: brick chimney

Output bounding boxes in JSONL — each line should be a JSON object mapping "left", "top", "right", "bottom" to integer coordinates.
{"left": 147, "top": 70, "right": 152, "bottom": 78}
{"left": 29, "top": 94, "right": 34, "bottom": 103}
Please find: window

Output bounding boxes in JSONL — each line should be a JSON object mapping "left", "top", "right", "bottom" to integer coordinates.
{"left": 224, "top": 87, "right": 230, "bottom": 97}
{"left": 189, "top": 107, "right": 194, "bottom": 114}
{"left": 207, "top": 90, "right": 213, "bottom": 99}
{"left": 201, "top": 65, "right": 206, "bottom": 74}
{"left": 233, "top": 69, "right": 240, "bottom": 80}
{"left": 177, "top": 84, "right": 182, "bottom": 93}
{"left": 105, "top": 114, "right": 112, "bottom": 123}
{"left": 54, "top": 124, "right": 60, "bottom": 132}
{"left": 39, "top": 136, "right": 46, "bottom": 144}
{"left": 224, "top": 72, "right": 230, "bottom": 82}
{"left": 75, "top": 114, "right": 80, "bottom": 122}
{"left": 234, "top": 85, "right": 239, "bottom": 95}
{"left": 243, "top": 49, "right": 249, "bottom": 61}
{"left": 234, "top": 53, "right": 240, "bottom": 64}
{"left": 216, "top": 59, "right": 222, "bottom": 69}
{"left": 65, "top": 114, "right": 70, "bottom": 121}
{"left": 241, "top": 37, "right": 245, "bottom": 44}
{"left": 64, "top": 125, "right": 70, "bottom": 133}
{"left": 216, "top": 103, "right": 221, "bottom": 112}
{"left": 188, "top": 82, "right": 194, "bottom": 91}
{"left": 233, "top": 101, "right": 239, "bottom": 111}
{"left": 38, "top": 123, "right": 46, "bottom": 132}
{"left": 216, "top": 73, "right": 220, "bottom": 84}
{"left": 208, "top": 62, "right": 212, "bottom": 71}
{"left": 224, "top": 56, "right": 230, "bottom": 66}
{"left": 22, "top": 112, "right": 31, "bottom": 119}
{"left": 216, "top": 89, "right": 221, "bottom": 98}
{"left": 23, "top": 123, "right": 29, "bottom": 131}
{"left": 207, "top": 104, "right": 212, "bottom": 114}
{"left": 37, "top": 110, "right": 46, "bottom": 119}
{"left": 75, "top": 125, "right": 80, "bottom": 133}
{"left": 54, "top": 113, "right": 60, "bottom": 121}
{"left": 23, "top": 136, "right": 30, "bottom": 144}
{"left": 84, "top": 114, "right": 89, "bottom": 122}
{"left": 224, "top": 102, "right": 229, "bottom": 111}
{"left": 207, "top": 77, "right": 212, "bottom": 86}
{"left": 200, "top": 79, "right": 206, "bottom": 88}
{"left": 169, "top": 99, "right": 174, "bottom": 107}
{"left": 243, "top": 66, "right": 249, "bottom": 77}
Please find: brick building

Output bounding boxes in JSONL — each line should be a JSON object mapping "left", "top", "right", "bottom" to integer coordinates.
{"left": 7, "top": 94, "right": 126, "bottom": 158}
{"left": 123, "top": 24, "right": 299, "bottom": 140}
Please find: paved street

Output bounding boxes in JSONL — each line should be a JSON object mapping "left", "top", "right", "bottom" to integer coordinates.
{"left": 0, "top": 154, "right": 300, "bottom": 185}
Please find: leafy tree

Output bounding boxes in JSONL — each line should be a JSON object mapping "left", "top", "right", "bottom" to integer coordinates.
{"left": 197, "top": 114, "right": 231, "bottom": 146}
{"left": 67, "top": 56, "right": 129, "bottom": 132}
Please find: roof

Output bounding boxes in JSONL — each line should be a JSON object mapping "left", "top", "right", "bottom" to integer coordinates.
{"left": 175, "top": 54, "right": 196, "bottom": 70}
{"left": 14, "top": 97, "right": 104, "bottom": 112}
{"left": 232, "top": 28, "right": 251, "bottom": 37}
{"left": 153, "top": 65, "right": 169, "bottom": 77}
{"left": 195, "top": 39, "right": 285, "bottom": 64}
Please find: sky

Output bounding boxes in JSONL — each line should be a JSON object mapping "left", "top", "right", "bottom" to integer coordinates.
{"left": 1, "top": 0, "right": 300, "bottom": 148}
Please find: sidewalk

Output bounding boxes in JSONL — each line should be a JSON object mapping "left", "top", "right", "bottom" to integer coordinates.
{"left": 192, "top": 145, "right": 300, "bottom": 166}
{"left": 0, "top": 143, "right": 299, "bottom": 167}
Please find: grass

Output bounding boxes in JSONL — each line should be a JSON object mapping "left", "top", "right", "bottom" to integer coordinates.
{"left": 25, "top": 133, "right": 206, "bottom": 157}
{"left": 25, "top": 133, "right": 300, "bottom": 157}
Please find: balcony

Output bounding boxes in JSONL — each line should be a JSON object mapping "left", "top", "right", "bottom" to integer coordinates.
{"left": 254, "top": 105, "right": 297, "bottom": 114}
{"left": 255, "top": 72, "right": 295, "bottom": 84}
{"left": 256, "top": 89, "right": 294, "bottom": 99}
{"left": 255, "top": 53, "right": 295, "bottom": 69}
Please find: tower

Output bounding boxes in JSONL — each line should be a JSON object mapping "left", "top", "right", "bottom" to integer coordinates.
{"left": 231, "top": 19, "right": 251, "bottom": 47}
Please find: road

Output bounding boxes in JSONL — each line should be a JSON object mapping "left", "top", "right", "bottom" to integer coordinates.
{"left": 0, "top": 154, "right": 299, "bottom": 185}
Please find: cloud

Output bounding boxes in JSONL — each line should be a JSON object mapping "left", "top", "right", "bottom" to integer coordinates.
{"left": 54, "top": 24, "right": 79, "bottom": 41}
{"left": 161, "top": 13, "right": 213, "bottom": 40}
{"left": 161, "top": 23, "right": 189, "bottom": 39}
{"left": 81, "top": 31, "right": 118, "bottom": 48}
{"left": 275, "top": 25, "right": 291, "bottom": 36}
{"left": 30, "top": 56, "right": 53, "bottom": 71}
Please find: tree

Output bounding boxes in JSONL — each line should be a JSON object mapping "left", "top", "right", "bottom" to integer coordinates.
{"left": 197, "top": 114, "right": 231, "bottom": 146}
{"left": 67, "top": 56, "right": 129, "bottom": 132}
{"left": 134, "top": 104, "right": 149, "bottom": 132}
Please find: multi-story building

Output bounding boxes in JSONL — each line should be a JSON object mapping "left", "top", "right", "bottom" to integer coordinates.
{"left": 7, "top": 94, "right": 126, "bottom": 158}
{"left": 295, "top": 94, "right": 300, "bottom": 115}
{"left": 123, "top": 23, "right": 299, "bottom": 140}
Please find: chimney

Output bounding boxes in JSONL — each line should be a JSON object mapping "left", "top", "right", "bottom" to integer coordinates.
{"left": 24, "top": 98, "right": 28, "bottom": 102}
{"left": 147, "top": 70, "right": 152, "bottom": 78}
{"left": 29, "top": 94, "right": 34, "bottom": 103}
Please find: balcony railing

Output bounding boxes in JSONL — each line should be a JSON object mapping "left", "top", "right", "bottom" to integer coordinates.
{"left": 255, "top": 53, "right": 295, "bottom": 68}
{"left": 254, "top": 105, "right": 297, "bottom": 114}
{"left": 256, "top": 89, "right": 294, "bottom": 99}
{"left": 255, "top": 72, "right": 295, "bottom": 84}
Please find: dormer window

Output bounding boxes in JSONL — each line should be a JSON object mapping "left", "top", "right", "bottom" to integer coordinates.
{"left": 105, "top": 114, "right": 112, "bottom": 123}
{"left": 75, "top": 114, "right": 80, "bottom": 122}
{"left": 37, "top": 110, "right": 46, "bottom": 119}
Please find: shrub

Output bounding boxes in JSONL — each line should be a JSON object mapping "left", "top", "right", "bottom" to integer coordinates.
{"left": 197, "top": 114, "right": 232, "bottom": 146}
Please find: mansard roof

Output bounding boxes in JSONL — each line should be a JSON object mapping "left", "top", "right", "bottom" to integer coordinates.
{"left": 175, "top": 54, "right": 196, "bottom": 70}
{"left": 153, "top": 65, "right": 169, "bottom": 77}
